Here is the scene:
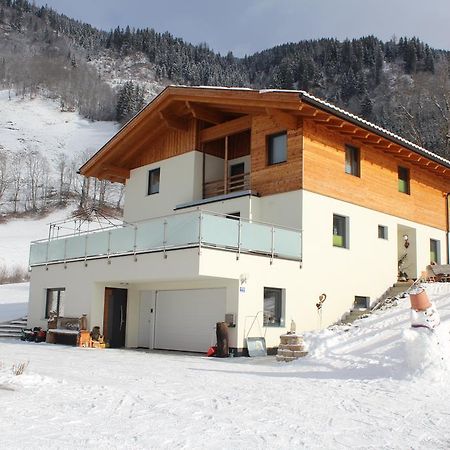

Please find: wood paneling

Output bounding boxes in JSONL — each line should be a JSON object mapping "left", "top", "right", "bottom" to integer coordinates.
{"left": 129, "top": 118, "right": 197, "bottom": 168}
{"left": 203, "top": 131, "right": 251, "bottom": 159}
{"left": 250, "top": 115, "right": 303, "bottom": 197}
{"left": 303, "top": 119, "right": 449, "bottom": 230}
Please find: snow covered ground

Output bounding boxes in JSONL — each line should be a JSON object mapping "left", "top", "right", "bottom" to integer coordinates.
{"left": 0, "top": 283, "right": 449, "bottom": 449}
{"left": 0, "top": 90, "right": 117, "bottom": 163}
{"left": 0, "top": 207, "right": 75, "bottom": 270}
{"left": 0, "top": 282, "right": 29, "bottom": 322}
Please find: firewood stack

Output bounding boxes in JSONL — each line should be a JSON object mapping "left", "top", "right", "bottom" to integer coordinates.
{"left": 276, "top": 333, "right": 307, "bottom": 362}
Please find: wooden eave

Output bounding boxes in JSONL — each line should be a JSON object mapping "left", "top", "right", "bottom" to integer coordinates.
{"left": 79, "top": 86, "right": 450, "bottom": 183}
{"left": 79, "top": 87, "right": 305, "bottom": 181}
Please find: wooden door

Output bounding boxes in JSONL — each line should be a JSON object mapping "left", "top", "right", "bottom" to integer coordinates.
{"left": 104, "top": 288, "right": 128, "bottom": 348}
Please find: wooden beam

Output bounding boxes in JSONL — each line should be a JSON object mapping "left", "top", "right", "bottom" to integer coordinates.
{"left": 265, "top": 108, "right": 298, "bottom": 129}
{"left": 199, "top": 115, "right": 252, "bottom": 143}
{"left": 186, "top": 102, "right": 225, "bottom": 124}
{"left": 224, "top": 136, "right": 228, "bottom": 195}
{"left": 159, "top": 111, "right": 188, "bottom": 131}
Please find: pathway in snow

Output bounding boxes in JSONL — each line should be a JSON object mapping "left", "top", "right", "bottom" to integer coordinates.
{"left": 0, "top": 283, "right": 449, "bottom": 449}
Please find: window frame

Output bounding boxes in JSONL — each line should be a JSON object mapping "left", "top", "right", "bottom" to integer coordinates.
{"left": 398, "top": 166, "right": 410, "bottom": 195}
{"left": 345, "top": 144, "right": 360, "bottom": 177}
{"left": 430, "top": 239, "right": 441, "bottom": 264}
{"left": 263, "top": 287, "right": 285, "bottom": 327}
{"left": 378, "top": 225, "right": 388, "bottom": 240}
{"left": 45, "top": 288, "right": 65, "bottom": 319}
{"left": 333, "top": 214, "right": 349, "bottom": 249}
{"left": 147, "top": 167, "right": 160, "bottom": 196}
{"left": 267, "top": 131, "right": 287, "bottom": 165}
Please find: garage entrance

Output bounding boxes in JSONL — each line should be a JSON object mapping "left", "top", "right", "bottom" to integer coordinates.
{"left": 139, "top": 288, "right": 226, "bottom": 353}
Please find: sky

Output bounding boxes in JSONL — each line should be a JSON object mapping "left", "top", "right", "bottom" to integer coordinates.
{"left": 32, "top": 0, "right": 450, "bottom": 56}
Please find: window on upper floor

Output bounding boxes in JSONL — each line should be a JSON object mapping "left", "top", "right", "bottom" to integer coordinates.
{"left": 398, "top": 166, "right": 410, "bottom": 194}
{"left": 147, "top": 168, "right": 160, "bottom": 195}
{"left": 430, "top": 239, "right": 441, "bottom": 264}
{"left": 345, "top": 145, "right": 360, "bottom": 177}
{"left": 333, "top": 214, "right": 349, "bottom": 249}
{"left": 263, "top": 287, "right": 285, "bottom": 327}
{"left": 378, "top": 225, "right": 388, "bottom": 240}
{"left": 267, "top": 132, "right": 287, "bottom": 165}
{"left": 46, "top": 288, "right": 65, "bottom": 319}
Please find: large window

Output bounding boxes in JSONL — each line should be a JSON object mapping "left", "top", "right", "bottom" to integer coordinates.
{"left": 147, "top": 168, "right": 160, "bottom": 195}
{"left": 46, "top": 288, "right": 65, "bottom": 318}
{"left": 263, "top": 287, "right": 284, "bottom": 327}
{"left": 267, "top": 132, "right": 287, "bottom": 165}
{"left": 430, "top": 239, "right": 441, "bottom": 264}
{"left": 398, "top": 166, "right": 410, "bottom": 194}
{"left": 333, "top": 214, "right": 349, "bottom": 248}
{"left": 345, "top": 145, "right": 360, "bottom": 177}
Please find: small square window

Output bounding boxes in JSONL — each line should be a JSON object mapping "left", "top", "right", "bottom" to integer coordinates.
{"left": 333, "top": 214, "right": 349, "bottom": 248}
{"left": 398, "top": 166, "right": 410, "bottom": 194}
{"left": 148, "top": 168, "right": 160, "bottom": 195}
{"left": 430, "top": 239, "right": 441, "bottom": 264}
{"left": 345, "top": 145, "right": 360, "bottom": 177}
{"left": 378, "top": 225, "right": 388, "bottom": 240}
{"left": 263, "top": 287, "right": 284, "bottom": 327}
{"left": 46, "top": 288, "right": 65, "bottom": 319}
{"left": 267, "top": 132, "right": 287, "bottom": 165}
{"left": 354, "top": 296, "right": 370, "bottom": 309}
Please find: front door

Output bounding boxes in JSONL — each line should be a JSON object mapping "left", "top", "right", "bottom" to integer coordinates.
{"left": 104, "top": 288, "right": 128, "bottom": 348}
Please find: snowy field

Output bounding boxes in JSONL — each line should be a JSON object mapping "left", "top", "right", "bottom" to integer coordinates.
{"left": 1, "top": 283, "right": 450, "bottom": 449}
{"left": 0, "top": 282, "right": 29, "bottom": 322}
{"left": 0, "top": 207, "right": 75, "bottom": 270}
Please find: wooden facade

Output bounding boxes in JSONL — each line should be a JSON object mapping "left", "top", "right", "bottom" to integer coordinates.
{"left": 303, "top": 120, "right": 449, "bottom": 230}
{"left": 79, "top": 86, "right": 450, "bottom": 230}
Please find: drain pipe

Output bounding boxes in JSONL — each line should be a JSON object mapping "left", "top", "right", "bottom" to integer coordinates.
{"left": 446, "top": 192, "right": 450, "bottom": 264}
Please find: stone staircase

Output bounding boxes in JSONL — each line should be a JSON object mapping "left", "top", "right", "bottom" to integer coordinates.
{"left": 340, "top": 281, "right": 414, "bottom": 325}
{"left": 0, "top": 317, "right": 27, "bottom": 339}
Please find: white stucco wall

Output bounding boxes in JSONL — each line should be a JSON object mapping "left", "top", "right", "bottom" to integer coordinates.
{"left": 123, "top": 151, "right": 204, "bottom": 223}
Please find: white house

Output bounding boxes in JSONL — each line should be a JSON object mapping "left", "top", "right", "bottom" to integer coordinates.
{"left": 27, "top": 86, "right": 450, "bottom": 354}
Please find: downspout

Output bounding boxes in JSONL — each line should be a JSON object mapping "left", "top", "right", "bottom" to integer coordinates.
{"left": 446, "top": 192, "right": 450, "bottom": 264}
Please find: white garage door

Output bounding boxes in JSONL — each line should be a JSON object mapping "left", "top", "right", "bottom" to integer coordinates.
{"left": 154, "top": 288, "right": 226, "bottom": 353}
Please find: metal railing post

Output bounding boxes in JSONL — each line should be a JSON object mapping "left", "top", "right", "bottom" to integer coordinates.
{"left": 133, "top": 225, "right": 138, "bottom": 261}
{"left": 270, "top": 226, "right": 275, "bottom": 265}
{"left": 45, "top": 240, "right": 49, "bottom": 271}
{"left": 237, "top": 218, "right": 242, "bottom": 260}
{"left": 107, "top": 230, "right": 111, "bottom": 264}
{"left": 84, "top": 234, "right": 88, "bottom": 267}
{"left": 198, "top": 211, "right": 203, "bottom": 255}
{"left": 63, "top": 239, "right": 67, "bottom": 269}
{"left": 163, "top": 219, "right": 168, "bottom": 259}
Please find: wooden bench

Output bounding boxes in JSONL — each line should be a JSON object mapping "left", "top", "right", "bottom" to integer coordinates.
{"left": 425, "top": 264, "right": 450, "bottom": 282}
{"left": 46, "top": 317, "right": 90, "bottom": 346}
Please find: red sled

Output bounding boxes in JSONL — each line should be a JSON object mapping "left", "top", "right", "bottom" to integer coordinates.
{"left": 206, "top": 346, "right": 217, "bottom": 357}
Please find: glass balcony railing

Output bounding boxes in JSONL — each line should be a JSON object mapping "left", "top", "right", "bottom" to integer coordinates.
{"left": 29, "top": 211, "right": 302, "bottom": 266}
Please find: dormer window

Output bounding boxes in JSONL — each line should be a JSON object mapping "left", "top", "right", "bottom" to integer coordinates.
{"left": 148, "top": 168, "right": 160, "bottom": 195}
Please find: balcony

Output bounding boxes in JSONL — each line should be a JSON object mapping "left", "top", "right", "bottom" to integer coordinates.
{"left": 203, "top": 172, "right": 251, "bottom": 198}
{"left": 29, "top": 211, "right": 302, "bottom": 267}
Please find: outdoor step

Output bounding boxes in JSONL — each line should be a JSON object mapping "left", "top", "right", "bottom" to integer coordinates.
{"left": 10, "top": 320, "right": 27, "bottom": 325}
{"left": 0, "top": 327, "right": 23, "bottom": 334}
{"left": 0, "top": 333, "right": 21, "bottom": 338}
{"left": 0, "top": 324, "right": 25, "bottom": 329}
